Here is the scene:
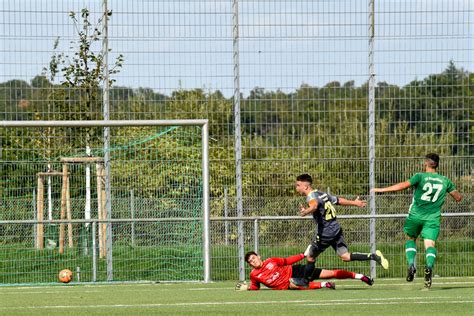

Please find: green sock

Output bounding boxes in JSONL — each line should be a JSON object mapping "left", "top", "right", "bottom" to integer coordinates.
{"left": 426, "top": 247, "right": 437, "bottom": 269}
{"left": 405, "top": 240, "right": 417, "bottom": 266}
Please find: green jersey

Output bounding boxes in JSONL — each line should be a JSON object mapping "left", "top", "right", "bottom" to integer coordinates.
{"left": 408, "top": 172, "right": 456, "bottom": 220}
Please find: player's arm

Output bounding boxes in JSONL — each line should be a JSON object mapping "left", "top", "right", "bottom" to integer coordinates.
{"left": 285, "top": 253, "right": 305, "bottom": 265}
{"left": 248, "top": 276, "right": 260, "bottom": 291}
{"left": 449, "top": 190, "right": 462, "bottom": 202}
{"left": 371, "top": 181, "right": 411, "bottom": 193}
{"left": 236, "top": 277, "right": 260, "bottom": 291}
{"left": 338, "top": 196, "right": 366, "bottom": 208}
{"left": 300, "top": 199, "right": 318, "bottom": 216}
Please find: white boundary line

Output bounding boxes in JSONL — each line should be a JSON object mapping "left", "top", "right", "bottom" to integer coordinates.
{"left": 302, "top": 300, "right": 474, "bottom": 306}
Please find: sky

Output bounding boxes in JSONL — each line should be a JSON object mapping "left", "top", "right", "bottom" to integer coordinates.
{"left": 1, "top": 0, "right": 473, "bottom": 97}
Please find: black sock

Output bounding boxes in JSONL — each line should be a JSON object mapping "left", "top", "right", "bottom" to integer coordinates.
{"left": 350, "top": 252, "right": 372, "bottom": 261}
{"left": 304, "top": 262, "right": 315, "bottom": 281}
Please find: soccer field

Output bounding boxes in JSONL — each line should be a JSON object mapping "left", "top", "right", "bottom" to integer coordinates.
{"left": 1, "top": 278, "right": 473, "bottom": 315}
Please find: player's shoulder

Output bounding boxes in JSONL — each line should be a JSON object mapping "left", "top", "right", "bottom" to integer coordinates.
{"left": 437, "top": 173, "right": 456, "bottom": 187}
{"left": 423, "top": 172, "right": 452, "bottom": 182}
{"left": 437, "top": 173, "right": 453, "bottom": 181}
{"left": 249, "top": 266, "right": 261, "bottom": 277}
{"left": 259, "top": 258, "right": 273, "bottom": 266}
{"left": 249, "top": 268, "right": 258, "bottom": 275}
{"left": 412, "top": 172, "right": 427, "bottom": 178}
{"left": 415, "top": 172, "right": 440, "bottom": 180}
{"left": 410, "top": 172, "right": 429, "bottom": 185}
{"left": 308, "top": 189, "right": 324, "bottom": 198}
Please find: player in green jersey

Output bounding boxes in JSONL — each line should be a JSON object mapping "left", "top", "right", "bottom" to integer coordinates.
{"left": 371, "top": 153, "right": 462, "bottom": 288}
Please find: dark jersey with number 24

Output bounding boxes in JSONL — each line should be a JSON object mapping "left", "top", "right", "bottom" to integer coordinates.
{"left": 306, "top": 190, "right": 340, "bottom": 239}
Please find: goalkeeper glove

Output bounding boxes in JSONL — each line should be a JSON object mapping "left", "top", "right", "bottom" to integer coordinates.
{"left": 235, "top": 281, "right": 248, "bottom": 291}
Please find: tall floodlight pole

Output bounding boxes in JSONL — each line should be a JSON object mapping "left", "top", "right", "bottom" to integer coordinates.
{"left": 232, "top": 0, "right": 245, "bottom": 281}
{"left": 102, "top": 0, "right": 113, "bottom": 281}
{"left": 368, "top": 0, "right": 377, "bottom": 279}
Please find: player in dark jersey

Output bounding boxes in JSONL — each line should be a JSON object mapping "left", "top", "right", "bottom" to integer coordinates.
{"left": 295, "top": 174, "right": 389, "bottom": 284}
{"left": 235, "top": 251, "right": 374, "bottom": 291}
{"left": 372, "top": 153, "right": 462, "bottom": 288}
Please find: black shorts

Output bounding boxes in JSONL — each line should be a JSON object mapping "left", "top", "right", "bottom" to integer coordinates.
{"left": 291, "top": 264, "right": 322, "bottom": 280}
{"left": 307, "top": 229, "right": 349, "bottom": 258}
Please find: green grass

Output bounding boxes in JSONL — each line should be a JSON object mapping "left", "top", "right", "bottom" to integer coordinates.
{"left": 0, "top": 278, "right": 473, "bottom": 315}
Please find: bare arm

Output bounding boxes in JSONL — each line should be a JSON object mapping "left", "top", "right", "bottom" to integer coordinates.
{"left": 371, "top": 181, "right": 411, "bottom": 193}
{"left": 449, "top": 190, "right": 462, "bottom": 202}
{"left": 338, "top": 196, "right": 366, "bottom": 208}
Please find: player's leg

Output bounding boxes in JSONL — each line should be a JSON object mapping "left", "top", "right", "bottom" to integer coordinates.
{"left": 289, "top": 281, "right": 335, "bottom": 290}
{"left": 289, "top": 264, "right": 308, "bottom": 287}
{"left": 334, "top": 230, "right": 389, "bottom": 269}
{"left": 403, "top": 216, "right": 423, "bottom": 282}
{"left": 303, "top": 236, "right": 328, "bottom": 284}
{"left": 319, "top": 269, "right": 374, "bottom": 286}
{"left": 405, "top": 235, "right": 417, "bottom": 281}
{"left": 345, "top": 250, "right": 389, "bottom": 269}
{"left": 424, "top": 239, "right": 437, "bottom": 270}
{"left": 307, "top": 268, "right": 335, "bottom": 290}
{"left": 311, "top": 281, "right": 336, "bottom": 290}
{"left": 421, "top": 220, "right": 440, "bottom": 289}
{"left": 423, "top": 239, "right": 436, "bottom": 289}
{"left": 332, "top": 230, "right": 352, "bottom": 262}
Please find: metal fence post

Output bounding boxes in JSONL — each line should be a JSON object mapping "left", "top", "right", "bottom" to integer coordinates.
{"left": 102, "top": 0, "right": 113, "bottom": 282}
{"left": 33, "top": 189, "right": 36, "bottom": 248}
{"left": 368, "top": 0, "right": 377, "bottom": 279}
{"left": 254, "top": 219, "right": 259, "bottom": 254}
{"left": 92, "top": 221, "right": 97, "bottom": 282}
{"left": 224, "top": 187, "right": 229, "bottom": 246}
{"left": 130, "top": 189, "right": 135, "bottom": 247}
{"left": 232, "top": 0, "right": 245, "bottom": 282}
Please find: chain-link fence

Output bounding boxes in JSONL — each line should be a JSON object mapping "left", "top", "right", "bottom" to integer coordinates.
{"left": 210, "top": 215, "right": 474, "bottom": 280}
{"left": 1, "top": 0, "right": 473, "bottom": 283}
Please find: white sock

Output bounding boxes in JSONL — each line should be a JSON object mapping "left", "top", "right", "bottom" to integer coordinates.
{"left": 355, "top": 273, "right": 363, "bottom": 280}
{"left": 321, "top": 281, "right": 327, "bottom": 287}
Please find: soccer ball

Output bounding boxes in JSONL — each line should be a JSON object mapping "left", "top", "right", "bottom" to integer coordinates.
{"left": 58, "top": 269, "right": 73, "bottom": 283}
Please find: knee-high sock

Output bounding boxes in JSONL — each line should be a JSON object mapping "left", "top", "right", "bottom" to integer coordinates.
{"left": 304, "top": 261, "right": 315, "bottom": 280}
{"left": 333, "top": 270, "right": 356, "bottom": 279}
{"left": 425, "top": 247, "right": 437, "bottom": 269}
{"left": 405, "top": 240, "right": 417, "bottom": 266}
{"left": 350, "top": 252, "right": 373, "bottom": 261}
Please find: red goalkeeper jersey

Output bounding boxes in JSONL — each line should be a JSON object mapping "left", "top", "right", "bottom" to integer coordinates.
{"left": 248, "top": 254, "right": 304, "bottom": 290}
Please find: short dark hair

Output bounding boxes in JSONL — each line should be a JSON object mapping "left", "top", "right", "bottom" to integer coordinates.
{"left": 425, "top": 153, "right": 440, "bottom": 168}
{"left": 245, "top": 251, "right": 258, "bottom": 263}
{"left": 296, "top": 174, "right": 313, "bottom": 184}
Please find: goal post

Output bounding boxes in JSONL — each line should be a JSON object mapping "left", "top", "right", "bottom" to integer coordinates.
{"left": 1, "top": 120, "right": 210, "bottom": 283}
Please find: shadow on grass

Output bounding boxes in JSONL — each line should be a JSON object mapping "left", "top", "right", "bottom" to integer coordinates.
{"left": 336, "top": 287, "right": 374, "bottom": 291}
{"left": 435, "top": 286, "right": 474, "bottom": 290}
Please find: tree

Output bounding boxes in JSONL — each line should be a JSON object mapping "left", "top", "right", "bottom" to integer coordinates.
{"left": 39, "top": 8, "right": 124, "bottom": 158}
{"left": 45, "top": 8, "right": 123, "bottom": 119}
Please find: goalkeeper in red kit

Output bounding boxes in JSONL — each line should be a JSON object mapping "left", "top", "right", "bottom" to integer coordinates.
{"left": 235, "top": 251, "right": 374, "bottom": 291}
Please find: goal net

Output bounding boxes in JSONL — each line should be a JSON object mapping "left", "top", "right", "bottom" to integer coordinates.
{"left": 0, "top": 120, "right": 209, "bottom": 284}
